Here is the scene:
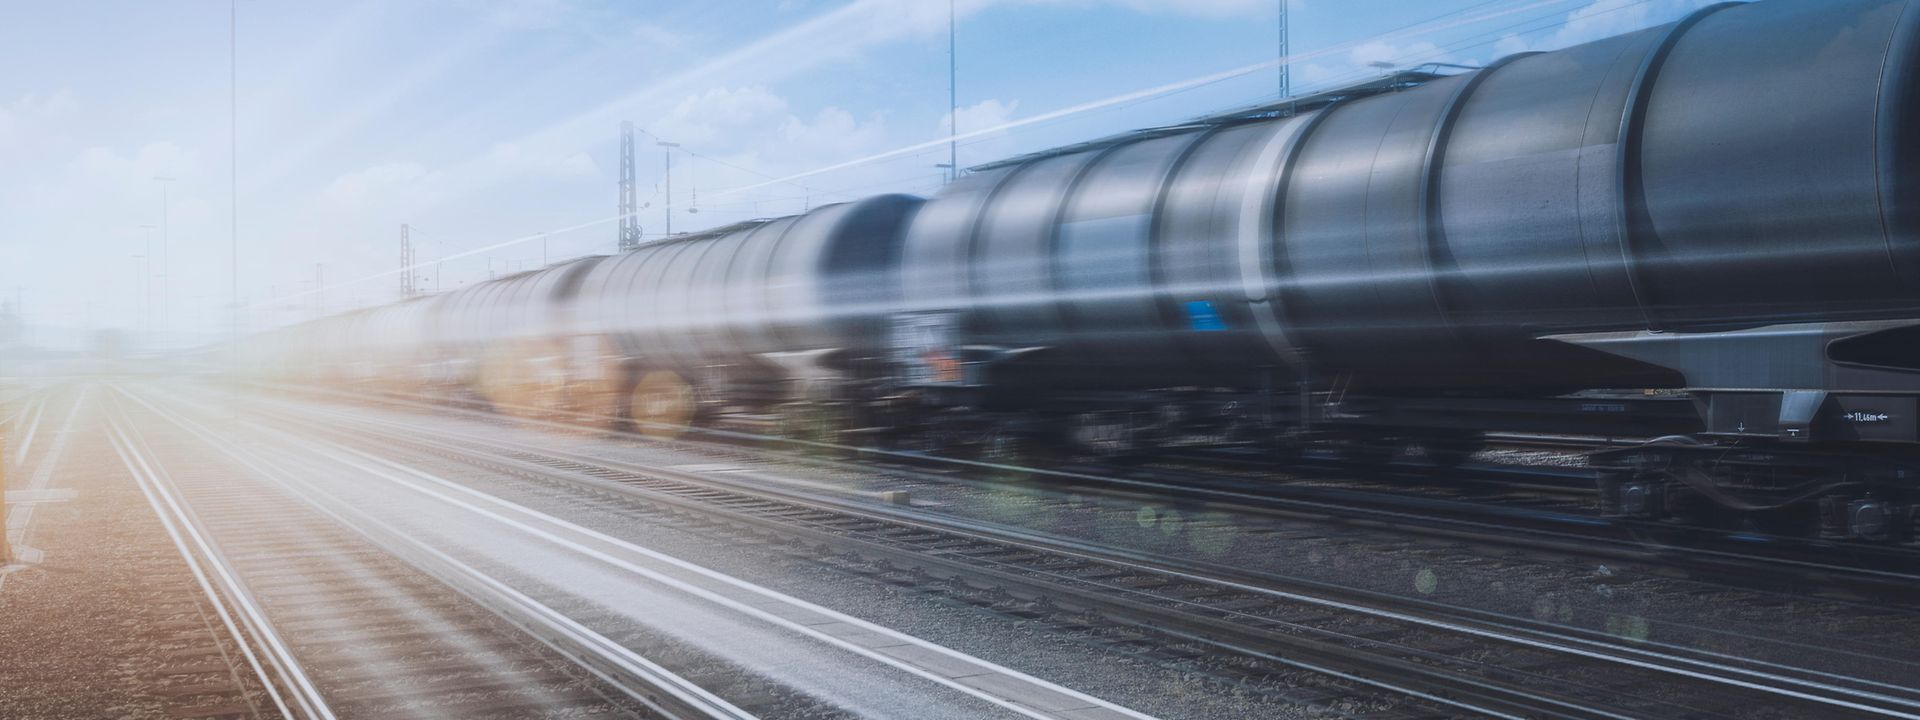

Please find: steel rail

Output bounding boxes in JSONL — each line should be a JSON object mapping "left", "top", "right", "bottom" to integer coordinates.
{"left": 105, "top": 397, "right": 330, "bottom": 720}
{"left": 249, "top": 381, "right": 1920, "bottom": 588}
{"left": 229, "top": 396, "right": 1862, "bottom": 720}
{"left": 107, "top": 420, "right": 284, "bottom": 720}
{"left": 272, "top": 394, "right": 1920, "bottom": 720}
{"left": 149, "top": 394, "right": 1166, "bottom": 720}
{"left": 115, "top": 386, "right": 758, "bottom": 720}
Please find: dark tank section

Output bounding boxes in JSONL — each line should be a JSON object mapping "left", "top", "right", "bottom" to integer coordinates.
{"left": 899, "top": 0, "right": 1920, "bottom": 391}
{"left": 571, "top": 194, "right": 923, "bottom": 377}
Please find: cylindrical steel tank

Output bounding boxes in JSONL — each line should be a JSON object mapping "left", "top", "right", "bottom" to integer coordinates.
{"left": 899, "top": 0, "right": 1920, "bottom": 389}
{"left": 570, "top": 194, "right": 923, "bottom": 376}
{"left": 425, "top": 257, "right": 602, "bottom": 353}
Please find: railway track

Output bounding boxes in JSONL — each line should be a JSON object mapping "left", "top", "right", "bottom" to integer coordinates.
{"left": 228, "top": 388, "right": 1920, "bottom": 720}
{"left": 266, "top": 382, "right": 1920, "bottom": 597}
{"left": 104, "top": 389, "right": 749, "bottom": 720}
{"left": 1088, "top": 451, "right": 1920, "bottom": 597}
{"left": 127, "top": 385, "right": 1167, "bottom": 720}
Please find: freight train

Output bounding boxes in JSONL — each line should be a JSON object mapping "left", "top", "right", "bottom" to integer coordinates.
{"left": 245, "top": 0, "right": 1920, "bottom": 542}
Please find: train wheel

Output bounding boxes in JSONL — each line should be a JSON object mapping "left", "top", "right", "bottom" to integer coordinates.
{"left": 629, "top": 370, "right": 696, "bottom": 439}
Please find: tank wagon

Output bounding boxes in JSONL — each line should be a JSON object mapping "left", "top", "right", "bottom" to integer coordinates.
{"left": 251, "top": 0, "right": 1920, "bottom": 541}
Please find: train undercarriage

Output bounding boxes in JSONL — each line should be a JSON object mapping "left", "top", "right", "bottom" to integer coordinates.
{"left": 646, "top": 367, "right": 1920, "bottom": 545}
{"left": 345, "top": 321, "right": 1920, "bottom": 547}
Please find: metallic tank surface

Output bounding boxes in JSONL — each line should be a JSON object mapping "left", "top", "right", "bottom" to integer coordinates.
{"left": 245, "top": 0, "right": 1920, "bottom": 539}
{"left": 897, "top": 0, "right": 1920, "bottom": 389}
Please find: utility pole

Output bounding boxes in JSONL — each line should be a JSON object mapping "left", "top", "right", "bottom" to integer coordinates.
{"left": 130, "top": 255, "right": 147, "bottom": 343}
{"left": 138, "top": 225, "right": 155, "bottom": 329}
{"left": 154, "top": 175, "right": 176, "bottom": 338}
{"left": 1277, "top": 0, "right": 1290, "bottom": 100}
{"left": 230, "top": 0, "right": 240, "bottom": 351}
{"left": 541, "top": 232, "right": 550, "bottom": 267}
{"left": 0, "top": 436, "right": 10, "bottom": 566}
{"left": 657, "top": 141, "right": 679, "bottom": 237}
{"left": 948, "top": 0, "right": 958, "bottom": 183}
{"left": 619, "top": 122, "right": 642, "bottom": 252}
{"left": 400, "top": 223, "right": 416, "bottom": 298}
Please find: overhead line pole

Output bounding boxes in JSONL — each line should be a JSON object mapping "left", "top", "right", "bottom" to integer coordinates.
{"left": 400, "top": 224, "right": 415, "bottom": 298}
{"left": 619, "top": 122, "right": 641, "bottom": 252}
{"left": 138, "top": 225, "right": 156, "bottom": 331}
{"left": 0, "top": 437, "right": 10, "bottom": 565}
{"left": 948, "top": 0, "right": 958, "bottom": 183}
{"left": 230, "top": 0, "right": 239, "bottom": 347}
{"left": 657, "top": 141, "right": 679, "bottom": 237}
{"left": 1278, "top": 0, "right": 1290, "bottom": 100}
{"left": 155, "top": 175, "right": 176, "bottom": 341}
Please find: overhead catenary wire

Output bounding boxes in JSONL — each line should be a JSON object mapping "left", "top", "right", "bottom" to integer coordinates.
{"left": 706, "top": 0, "right": 1582, "bottom": 199}
{"left": 251, "top": 0, "right": 1611, "bottom": 319}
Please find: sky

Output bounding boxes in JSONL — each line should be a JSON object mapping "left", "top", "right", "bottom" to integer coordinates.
{"left": 0, "top": 0, "right": 1721, "bottom": 349}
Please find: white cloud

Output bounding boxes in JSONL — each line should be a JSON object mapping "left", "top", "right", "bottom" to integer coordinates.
{"left": 782, "top": 106, "right": 891, "bottom": 160}
{"left": 456, "top": 0, "right": 575, "bottom": 30}
{"left": 653, "top": 86, "right": 794, "bottom": 152}
{"left": 1348, "top": 39, "right": 1449, "bottom": 71}
{"left": 1287, "top": 0, "right": 1723, "bottom": 95}
{"left": 47, "top": 141, "right": 207, "bottom": 228}
{"left": 321, "top": 161, "right": 434, "bottom": 210}
{"left": 941, "top": 97, "right": 1019, "bottom": 136}
{"left": 630, "top": 22, "right": 690, "bottom": 54}
{"left": 0, "top": 137, "right": 216, "bottom": 346}
{"left": 651, "top": 85, "right": 890, "bottom": 172}
{"left": 1287, "top": 38, "right": 1452, "bottom": 94}
{"left": 1493, "top": 33, "right": 1534, "bottom": 59}
{"left": 483, "top": 142, "right": 599, "bottom": 179}
{"left": 1492, "top": 0, "right": 1722, "bottom": 55}
{"left": 1089, "top": 0, "right": 1276, "bottom": 19}
{"left": 318, "top": 142, "right": 596, "bottom": 214}
{"left": 842, "top": 0, "right": 1281, "bottom": 39}
{"left": 939, "top": 98, "right": 1021, "bottom": 164}
{"left": 0, "top": 90, "right": 79, "bottom": 156}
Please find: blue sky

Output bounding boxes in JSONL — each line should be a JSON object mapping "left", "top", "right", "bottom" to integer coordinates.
{"left": 0, "top": 0, "right": 1716, "bottom": 347}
